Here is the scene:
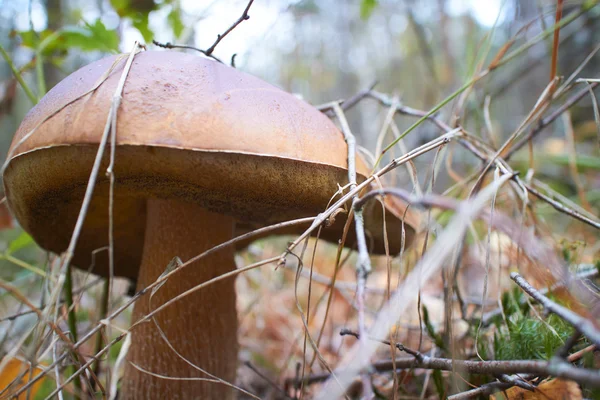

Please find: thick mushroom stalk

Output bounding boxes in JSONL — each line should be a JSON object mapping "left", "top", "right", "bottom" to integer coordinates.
{"left": 121, "top": 199, "right": 237, "bottom": 399}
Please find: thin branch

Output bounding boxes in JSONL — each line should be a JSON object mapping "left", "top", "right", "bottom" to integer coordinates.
{"left": 339, "top": 329, "right": 423, "bottom": 360}
{"left": 244, "top": 361, "right": 292, "bottom": 399}
{"left": 153, "top": 0, "right": 254, "bottom": 65}
{"left": 205, "top": 0, "right": 254, "bottom": 56}
{"left": 355, "top": 187, "right": 461, "bottom": 212}
{"left": 151, "top": 41, "right": 224, "bottom": 64}
{"left": 448, "top": 373, "right": 538, "bottom": 399}
{"left": 524, "top": 182, "right": 600, "bottom": 230}
{"left": 331, "top": 103, "right": 374, "bottom": 398}
{"left": 319, "top": 81, "right": 378, "bottom": 117}
{"left": 447, "top": 380, "right": 522, "bottom": 400}
{"left": 289, "top": 356, "right": 600, "bottom": 388}
{"left": 285, "top": 130, "right": 459, "bottom": 253}
{"left": 460, "top": 134, "right": 600, "bottom": 230}
{"left": 482, "top": 266, "right": 598, "bottom": 326}
{"left": 367, "top": 90, "right": 454, "bottom": 131}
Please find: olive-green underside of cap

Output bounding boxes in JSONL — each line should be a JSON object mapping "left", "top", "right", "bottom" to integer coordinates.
{"left": 4, "top": 144, "right": 413, "bottom": 279}
{"left": 3, "top": 51, "right": 418, "bottom": 279}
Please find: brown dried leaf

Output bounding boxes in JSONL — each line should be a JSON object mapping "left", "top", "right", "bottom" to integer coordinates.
{"left": 489, "top": 38, "right": 516, "bottom": 71}
{"left": 0, "top": 357, "right": 46, "bottom": 399}
{"left": 491, "top": 378, "right": 582, "bottom": 400}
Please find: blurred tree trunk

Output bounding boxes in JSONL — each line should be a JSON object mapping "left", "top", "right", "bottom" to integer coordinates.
{"left": 43, "top": 0, "right": 64, "bottom": 89}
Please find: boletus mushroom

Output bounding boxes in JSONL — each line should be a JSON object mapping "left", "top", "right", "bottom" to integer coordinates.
{"left": 3, "top": 51, "right": 419, "bottom": 399}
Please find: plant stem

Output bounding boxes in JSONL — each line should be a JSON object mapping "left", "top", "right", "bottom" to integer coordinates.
{"left": 64, "top": 264, "right": 82, "bottom": 398}
{"left": 91, "top": 278, "right": 110, "bottom": 392}
{"left": 0, "top": 44, "right": 38, "bottom": 104}
{"left": 35, "top": 50, "right": 46, "bottom": 98}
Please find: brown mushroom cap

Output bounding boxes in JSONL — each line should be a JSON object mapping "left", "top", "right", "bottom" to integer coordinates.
{"left": 3, "top": 51, "right": 418, "bottom": 279}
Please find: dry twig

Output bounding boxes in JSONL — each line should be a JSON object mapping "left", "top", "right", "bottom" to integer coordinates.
{"left": 153, "top": 0, "right": 254, "bottom": 65}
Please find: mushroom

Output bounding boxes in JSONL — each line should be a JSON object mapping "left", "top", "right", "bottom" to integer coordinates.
{"left": 3, "top": 51, "right": 419, "bottom": 398}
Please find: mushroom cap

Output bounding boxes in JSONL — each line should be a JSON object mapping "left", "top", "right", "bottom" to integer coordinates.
{"left": 3, "top": 51, "right": 419, "bottom": 279}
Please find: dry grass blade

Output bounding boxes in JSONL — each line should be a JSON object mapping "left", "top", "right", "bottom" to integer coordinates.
{"left": 577, "top": 79, "right": 600, "bottom": 148}
{"left": 561, "top": 112, "right": 592, "bottom": 210}
{"left": 108, "top": 333, "right": 130, "bottom": 400}
{"left": 549, "top": 0, "right": 564, "bottom": 81}
{"left": 470, "top": 77, "right": 559, "bottom": 196}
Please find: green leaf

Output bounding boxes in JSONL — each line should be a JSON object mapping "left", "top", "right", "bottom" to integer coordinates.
{"left": 18, "top": 30, "right": 40, "bottom": 49}
{"left": 18, "top": 20, "right": 119, "bottom": 55}
{"left": 32, "top": 377, "right": 57, "bottom": 400}
{"left": 131, "top": 12, "right": 153, "bottom": 42}
{"left": 110, "top": 0, "right": 157, "bottom": 42}
{"left": 513, "top": 153, "right": 600, "bottom": 171}
{"left": 61, "top": 19, "right": 120, "bottom": 53}
{"left": 545, "top": 154, "right": 600, "bottom": 170}
{"left": 422, "top": 305, "right": 445, "bottom": 350}
{"left": 18, "top": 30, "right": 64, "bottom": 55}
{"left": 360, "top": 0, "right": 378, "bottom": 20}
{"left": 110, "top": 0, "right": 158, "bottom": 16}
{"left": 8, "top": 231, "right": 34, "bottom": 254}
{"left": 168, "top": 8, "right": 184, "bottom": 39}
{"left": 432, "top": 369, "right": 445, "bottom": 398}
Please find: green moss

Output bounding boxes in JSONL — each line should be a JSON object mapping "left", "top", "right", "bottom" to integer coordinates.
{"left": 494, "top": 314, "right": 574, "bottom": 360}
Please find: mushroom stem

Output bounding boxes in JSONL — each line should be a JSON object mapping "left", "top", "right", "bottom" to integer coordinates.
{"left": 122, "top": 199, "right": 238, "bottom": 399}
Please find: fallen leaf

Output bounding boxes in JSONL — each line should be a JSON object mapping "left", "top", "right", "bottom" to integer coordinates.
{"left": 0, "top": 357, "right": 46, "bottom": 399}
{"left": 491, "top": 378, "right": 582, "bottom": 400}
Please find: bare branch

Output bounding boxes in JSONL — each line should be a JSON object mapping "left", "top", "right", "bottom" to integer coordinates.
{"left": 205, "top": 0, "right": 254, "bottom": 56}
{"left": 289, "top": 356, "right": 600, "bottom": 388}
{"left": 153, "top": 0, "right": 254, "bottom": 66}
